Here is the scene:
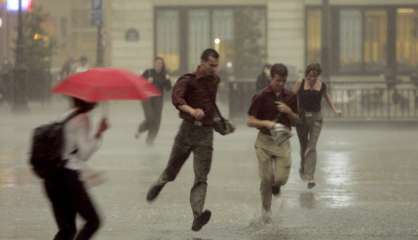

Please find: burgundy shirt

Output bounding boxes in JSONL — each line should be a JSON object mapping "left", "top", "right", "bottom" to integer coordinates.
{"left": 248, "top": 85, "right": 298, "bottom": 134}
{"left": 172, "top": 68, "right": 220, "bottom": 126}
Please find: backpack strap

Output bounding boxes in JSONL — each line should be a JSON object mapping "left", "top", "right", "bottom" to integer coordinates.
{"left": 61, "top": 109, "right": 83, "bottom": 124}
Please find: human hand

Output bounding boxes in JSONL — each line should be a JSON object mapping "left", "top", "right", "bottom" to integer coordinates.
{"left": 190, "top": 108, "right": 205, "bottom": 120}
{"left": 95, "top": 118, "right": 109, "bottom": 138}
{"left": 265, "top": 121, "right": 276, "bottom": 129}
{"left": 275, "top": 101, "right": 292, "bottom": 114}
{"left": 335, "top": 110, "right": 343, "bottom": 117}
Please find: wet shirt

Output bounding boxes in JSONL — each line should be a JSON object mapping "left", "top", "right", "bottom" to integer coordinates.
{"left": 172, "top": 67, "right": 220, "bottom": 126}
{"left": 248, "top": 85, "right": 298, "bottom": 134}
{"left": 298, "top": 79, "right": 327, "bottom": 113}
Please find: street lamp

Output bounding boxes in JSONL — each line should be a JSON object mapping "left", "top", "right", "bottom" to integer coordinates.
{"left": 321, "top": 0, "right": 331, "bottom": 83}
{"left": 12, "top": 0, "right": 29, "bottom": 112}
{"left": 92, "top": 0, "right": 104, "bottom": 67}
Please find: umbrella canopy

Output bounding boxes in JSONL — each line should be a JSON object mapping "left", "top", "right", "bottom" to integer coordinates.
{"left": 52, "top": 67, "right": 161, "bottom": 102}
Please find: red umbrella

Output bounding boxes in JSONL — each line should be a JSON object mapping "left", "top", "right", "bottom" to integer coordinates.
{"left": 52, "top": 67, "right": 161, "bottom": 102}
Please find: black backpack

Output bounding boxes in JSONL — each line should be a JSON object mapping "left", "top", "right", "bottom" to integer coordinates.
{"left": 29, "top": 110, "right": 81, "bottom": 179}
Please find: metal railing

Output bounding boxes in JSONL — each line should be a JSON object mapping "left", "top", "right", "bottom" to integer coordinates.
{"left": 227, "top": 81, "right": 418, "bottom": 121}
{"left": 324, "top": 87, "right": 418, "bottom": 120}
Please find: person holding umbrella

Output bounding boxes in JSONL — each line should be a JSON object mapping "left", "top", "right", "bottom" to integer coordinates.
{"left": 44, "top": 67, "right": 161, "bottom": 239}
{"left": 42, "top": 97, "right": 108, "bottom": 240}
{"left": 135, "top": 57, "right": 172, "bottom": 145}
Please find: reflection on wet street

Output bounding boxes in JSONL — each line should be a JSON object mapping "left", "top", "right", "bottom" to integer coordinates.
{"left": 1, "top": 102, "right": 418, "bottom": 240}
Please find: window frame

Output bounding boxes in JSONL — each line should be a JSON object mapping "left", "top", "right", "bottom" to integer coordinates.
{"left": 304, "top": 6, "right": 323, "bottom": 66}
{"left": 335, "top": 6, "right": 391, "bottom": 75}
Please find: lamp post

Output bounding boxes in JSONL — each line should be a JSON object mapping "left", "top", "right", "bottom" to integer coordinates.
{"left": 12, "top": 0, "right": 29, "bottom": 112}
{"left": 96, "top": 21, "right": 104, "bottom": 67}
{"left": 92, "top": 0, "right": 104, "bottom": 67}
{"left": 321, "top": 0, "right": 331, "bottom": 83}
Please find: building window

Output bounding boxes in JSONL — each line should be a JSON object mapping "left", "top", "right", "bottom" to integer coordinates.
{"left": 156, "top": 10, "right": 180, "bottom": 74}
{"left": 306, "top": 8, "right": 322, "bottom": 64}
{"left": 155, "top": 7, "right": 266, "bottom": 77}
{"left": 338, "top": 8, "right": 387, "bottom": 73}
{"left": 396, "top": 8, "right": 418, "bottom": 72}
{"left": 212, "top": 9, "right": 234, "bottom": 75}
{"left": 363, "top": 10, "right": 387, "bottom": 72}
{"left": 339, "top": 9, "right": 362, "bottom": 72}
{"left": 306, "top": 6, "right": 418, "bottom": 75}
{"left": 188, "top": 10, "right": 210, "bottom": 72}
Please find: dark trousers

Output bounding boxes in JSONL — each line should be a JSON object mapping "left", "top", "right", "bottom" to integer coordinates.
{"left": 138, "top": 97, "right": 164, "bottom": 144}
{"left": 159, "top": 120, "right": 214, "bottom": 217}
{"left": 43, "top": 168, "right": 100, "bottom": 240}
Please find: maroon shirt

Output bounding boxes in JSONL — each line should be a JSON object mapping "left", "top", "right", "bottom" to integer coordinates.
{"left": 248, "top": 85, "right": 298, "bottom": 134}
{"left": 172, "top": 68, "right": 220, "bottom": 126}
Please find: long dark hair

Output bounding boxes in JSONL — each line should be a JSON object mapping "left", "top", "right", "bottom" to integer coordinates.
{"left": 71, "top": 97, "right": 96, "bottom": 113}
{"left": 154, "top": 56, "right": 167, "bottom": 75}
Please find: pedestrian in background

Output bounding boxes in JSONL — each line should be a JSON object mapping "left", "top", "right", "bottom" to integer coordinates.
{"left": 292, "top": 63, "right": 341, "bottom": 189}
{"left": 256, "top": 64, "right": 272, "bottom": 92}
{"left": 75, "top": 56, "right": 89, "bottom": 73}
{"left": 135, "top": 57, "right": 172, "bottom": 145}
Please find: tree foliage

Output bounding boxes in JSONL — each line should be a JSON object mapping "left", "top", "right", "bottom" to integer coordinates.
{"left": 19, "top": 5, "right": 55, "bottom": 72}
{"left": 234, "top": 8, "right": 266, "bottom": 78}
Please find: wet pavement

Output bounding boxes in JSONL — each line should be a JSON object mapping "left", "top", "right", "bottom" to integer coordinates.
{"left": 1, "top": 101, "right": 418, "bottom": 240}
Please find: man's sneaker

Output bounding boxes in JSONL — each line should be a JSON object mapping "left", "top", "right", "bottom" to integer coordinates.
{"left": 307, "top": 181, "right": 316, "bottom": 189}
{"left": 272, "top": 185, "right": 281, "bottom": 196}
{"left": 191, "top": 210, "right": 211, "bottom": 231}
{"left": 146, "top": 182, "right": 165, "bottom": 202}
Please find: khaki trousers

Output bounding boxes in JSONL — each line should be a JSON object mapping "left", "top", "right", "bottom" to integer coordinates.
{"left": 255, "top": 132, "right": 291, "bottom": 211}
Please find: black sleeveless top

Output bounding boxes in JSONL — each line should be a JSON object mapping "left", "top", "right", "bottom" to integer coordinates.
{"left": 298, "top": 79, "right": 326, "bottom": 113}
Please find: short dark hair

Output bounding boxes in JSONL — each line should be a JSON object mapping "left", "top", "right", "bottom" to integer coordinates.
{"left": 200, "top": 48, "right": 219, "bottom": 61}
{"left": 305, "top": 63, "right": 322, "bottom": 76}
{"left": 270, "top": 63, "right": 288, "bottom": 78}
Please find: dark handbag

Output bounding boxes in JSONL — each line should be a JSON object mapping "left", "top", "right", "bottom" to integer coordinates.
{"left": 213, "top": 105, "right": 235, "bottom": 135}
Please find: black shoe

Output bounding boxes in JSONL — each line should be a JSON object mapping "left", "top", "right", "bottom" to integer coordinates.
{"left": 272, "top": 185, "right": 281, "bottom": 196}
{"left": 191, "top": 210, "right": 211, "bottom": 232}
{"left": 307, "top": 181, "right": 316, "bottom": 189}
{"left": 146, "top": 182, "right": 165, "bottom": 202}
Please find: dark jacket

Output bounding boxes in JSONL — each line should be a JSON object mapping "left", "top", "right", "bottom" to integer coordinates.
{"left": 142, "top": 69, "right": 172, "bottom": 95}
